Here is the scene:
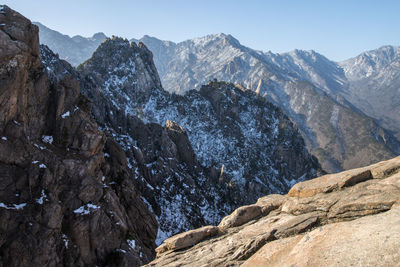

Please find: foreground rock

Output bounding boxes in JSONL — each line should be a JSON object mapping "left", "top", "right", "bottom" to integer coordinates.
{"left": 0, "top": 6, "right": 157, "bottom": 266}
{"left": 147, "top": 156, "right": 400, "bottom": 266}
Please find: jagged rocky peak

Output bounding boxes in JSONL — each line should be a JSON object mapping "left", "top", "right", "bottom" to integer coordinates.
{"left": 0, "top": 6, "right": 157, "bottom": 266}
{"left": 78, "top": 36, "right": 162, "bottom": 96}
{"left": 148, "top": 156, "right": 400, "bottom": 266}
{"left": 341, "top": 45, "right": 400, "bottom": 79}
{"left": 88, "top": 32, "right": 107, "bottom": 42}
{"left": 185, "top": 33, "right": 242, "bottom": 48}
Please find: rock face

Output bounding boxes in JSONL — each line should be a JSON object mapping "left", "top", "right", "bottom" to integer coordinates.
{"left": 0, "top": 6, "right": 157, "bottom": 266}
{"left": 34, "top": 22, "right": 107, "bottom": 66}
{"left": 147, "top": 156, "right": 400, "bottom": 266}
{"left": 70, "top": 37, "right": 320, "bottom": 243}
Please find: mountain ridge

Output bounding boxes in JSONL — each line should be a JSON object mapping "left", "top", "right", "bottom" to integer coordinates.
{"left": 36, "top": 21, "right": 400, "bottom": 173}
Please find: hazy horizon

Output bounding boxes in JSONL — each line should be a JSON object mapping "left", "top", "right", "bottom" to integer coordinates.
{"left": 3, "top": 0, "right": 400, "bottom": 61}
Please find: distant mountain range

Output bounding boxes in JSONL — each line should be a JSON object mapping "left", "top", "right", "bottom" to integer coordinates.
{"left": 34, "top": 22, "right": 106, "bottom": 66}
{"left": 35, "top": 23, "right": 400, "bottom": 173}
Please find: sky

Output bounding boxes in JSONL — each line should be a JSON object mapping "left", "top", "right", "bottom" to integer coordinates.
{"left": 3, "top": 0, "right": 400, "bottom": 61}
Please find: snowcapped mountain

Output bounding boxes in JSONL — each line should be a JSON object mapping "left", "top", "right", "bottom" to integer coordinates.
{"left": 339, "top": 45, "right": 400, "bottom": 140}
{"left": 35, "top": 23, "right": 400, "bottom": 173}
{"left": 134, "top": 34, "right": 400, "bottom": 172}
{"left": 34, "top": 22, "right": 107, "bottom": 66}
{"left": 42, "top": 37, "right": 320, "bottom": 243}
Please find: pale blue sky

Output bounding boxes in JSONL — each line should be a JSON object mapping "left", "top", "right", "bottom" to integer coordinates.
{"left": 3, "top": 0, "right": 399, "bottom": 61}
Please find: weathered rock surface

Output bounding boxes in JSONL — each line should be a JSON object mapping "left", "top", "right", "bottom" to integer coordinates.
{"left": 155, "top": 226, "right": 219, "bottom": 254}
{"left": 147, "top": 156, "right": 400, "bottom": 266}
{"left": 0, "top": 6, "right": 157, "bottom": 266}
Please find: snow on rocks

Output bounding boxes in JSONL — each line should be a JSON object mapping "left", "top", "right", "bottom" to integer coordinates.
{"left": 0, "top": 202, "right": 27, "bottom": 210}
{"left": 61, "top": 111, "right": 70, "bottom": 118}
{"left": 127, "top": 239, "right": 136, "bottom": 250}
{"left": 73, "top": 203, "right": 100, "bottom": 215}
{"left": 36, "top": 189, "right": 48, "bottom": 204}
{"left": 42, "top": 135, "right": 53, "bottom": 144}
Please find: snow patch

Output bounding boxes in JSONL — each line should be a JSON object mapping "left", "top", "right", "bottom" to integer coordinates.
{"left": 0, "top": 202, "right": 27, "bottom": 210}
{"left": 61, "top": 111, "right": 70, "bottom": 118}
{"left": 34, "top": 143, "right": 46, "bottom": 150}
{"left": 73, "top": 203, "right": 100, "bottom": 215}
{"left": 127, "top": 239, "right": 136, "bottom": 250}
{"left": 42, "top": 135, "right": 53, "bottom": 144}
{"left": 62, "top": 234, "right": 69, "bottom": 248}
{"left": 36, "top": 189, "right": 48, "bottom": 204}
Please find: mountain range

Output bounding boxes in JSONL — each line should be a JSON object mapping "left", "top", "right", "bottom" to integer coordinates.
{"left": 1, "top": 6, "right": 400, "bottom": 266}
{"left": 48, "top": 36, "right": 320, "bottom": 243}
{"left": 1, "top": 7, "right": 319, "bottom": 265}
{"left": 36, "top": 23, "right": 400, "bottom": 173}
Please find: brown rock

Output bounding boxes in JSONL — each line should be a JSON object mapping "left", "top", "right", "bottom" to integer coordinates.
{"left": 369, "top": 156, "right": 400, "bottom": 179}
{"left": 256, "top": 194, "right": 286, "bottom": 215}
{"left": 288, "top": 167, "right": 371, "bottom": 198}
{"left": 218, "top": 204, "right": 262, "bottom": 230}
{"left": 244, "top": 204, "right": 400, "bottom": 267}
{"left": 164, "top": 120, "right": 197, "bottom": 168}
{"left": 156, "top": 225, "right": 219, "bottom": 253}
{"left": 274, "top": 211, "right": 323, "bottom": 239}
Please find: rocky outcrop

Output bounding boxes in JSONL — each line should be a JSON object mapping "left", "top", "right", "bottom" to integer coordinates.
{"left": 0, "top": 6, "right": 157, "bottom": 266}
{"left": 147, "top": 156, "right": 400, "bottom": 266}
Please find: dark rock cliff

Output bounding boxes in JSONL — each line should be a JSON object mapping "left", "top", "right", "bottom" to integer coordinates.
{"left": 0, "top": 6, "right": 157, "bottom": 266}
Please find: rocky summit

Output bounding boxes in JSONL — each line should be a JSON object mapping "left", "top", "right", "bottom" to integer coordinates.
{"left": 0, "top": 6, "right": 157, "bottom": 266}
{"left": 147, "top": 156, "right": 400, "bottom": 267}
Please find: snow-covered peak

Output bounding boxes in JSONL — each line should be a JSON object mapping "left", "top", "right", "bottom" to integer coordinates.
{"left": 181, "top": 33, "right": 242, "bottom": 50}
{"left": 340, "top": 45, "right": 400, "bottom": 80}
